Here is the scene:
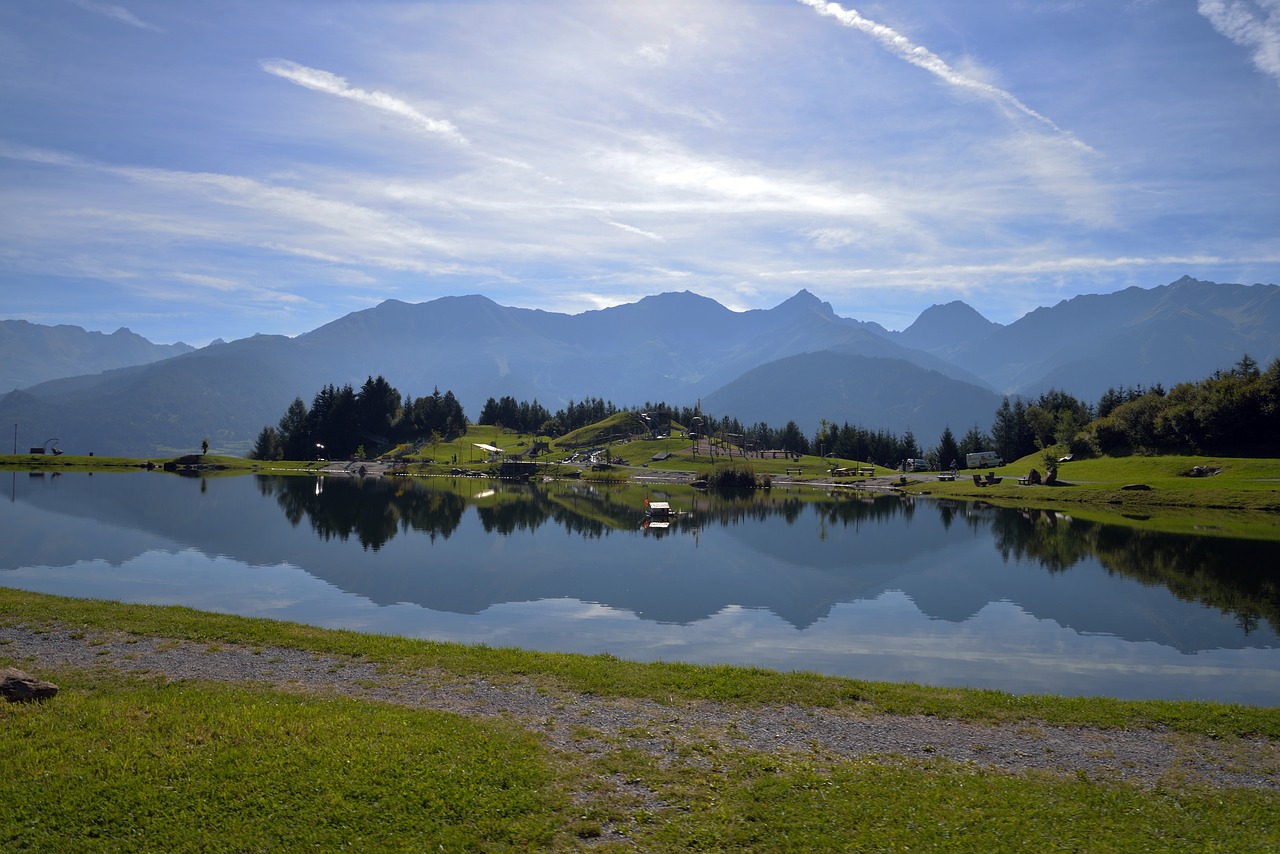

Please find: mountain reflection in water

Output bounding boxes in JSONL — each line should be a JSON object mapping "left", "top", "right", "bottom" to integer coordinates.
{"left": 3, "top": 470, "right": 1278, "bottom": 703}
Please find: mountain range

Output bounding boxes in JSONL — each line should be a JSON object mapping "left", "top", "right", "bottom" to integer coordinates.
{"left": 1, "top": 320, "right": 193, "bottom": 392}
{"left": 1, "top": 275, "right": 1276, "bottom": 457}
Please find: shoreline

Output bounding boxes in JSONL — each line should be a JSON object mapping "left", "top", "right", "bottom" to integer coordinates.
{"left": 5, "top": 622, "right": 1277, "bottom": 793}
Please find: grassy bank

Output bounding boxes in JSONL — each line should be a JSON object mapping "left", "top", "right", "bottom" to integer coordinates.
{"left": 4, "top": 592, "right": 1276, "bottom": 735}
{"left": 906, "top": 454, "right": 1280, "bottom": 539}
{"left": 3, "top": 591, "right": 1278, "bottom": 851}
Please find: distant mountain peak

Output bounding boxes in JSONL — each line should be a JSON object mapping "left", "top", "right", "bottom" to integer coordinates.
{"left": 635, "top": 290, "right": 716, "bottom": 307}
{"left": 774, "top": 289, "right": 836, "bottom": 318}
{"left": 896, "top": 300, "right": 997, "bottom": 353}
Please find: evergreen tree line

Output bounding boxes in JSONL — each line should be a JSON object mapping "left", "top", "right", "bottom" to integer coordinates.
{"left": 478, "top": 356, "right": 1279, "bottom": 467}
{"left": 250, "top": 355, "right": 1278, "bottom": 463}
{"left": 476, "top": 396, "right": 619, "bottom": 436}
{"left": 250, "top": 376, "right": 466, "bottom": 461}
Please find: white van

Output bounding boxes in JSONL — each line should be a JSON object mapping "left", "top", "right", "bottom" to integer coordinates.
{"left": 965, "top": 451, "right": 1003, "bottom": 469}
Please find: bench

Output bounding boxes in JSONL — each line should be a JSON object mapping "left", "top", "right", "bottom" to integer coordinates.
{"left": 937, "top": 473, "right": 955, "bottom": 481}
{"left": 785, "top": 467, "right": 802, "bottom": 475}
{"left": 1017, "top": 476, "right": 1031, "bottom": 485}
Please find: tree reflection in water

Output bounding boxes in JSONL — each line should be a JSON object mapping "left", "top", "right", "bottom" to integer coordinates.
{"left": 983, "top": 502, "right": 1278, "bottom": 635}
{"left": 257, "top": 475, "right": 1279, "bottom": 636}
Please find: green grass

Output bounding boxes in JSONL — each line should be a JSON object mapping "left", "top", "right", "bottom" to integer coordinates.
{"left": 638, "top": 753, "right": 1280, "bottom": 851}
{"left": 912, "top": 454, "right": 1280, "bottom": 539}
{"left": 0, "top": 671, "right": 564, "bottom": 851}
{"left": 4, "top": 592, "right": 1280, "bottom": 851}
{"left": 4, "top": 590, "right": 1278, "bottom": 737}
{"left": 6, "top": 673, "right": 1277, "bottom": 853}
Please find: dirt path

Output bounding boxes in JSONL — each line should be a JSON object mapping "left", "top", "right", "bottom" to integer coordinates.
{"left": 4, "top": 625, "right": 1277, "bottom": 793}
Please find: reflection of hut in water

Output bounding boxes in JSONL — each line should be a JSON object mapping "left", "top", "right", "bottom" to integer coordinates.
{"left": 641, "top": 519, "right": 670, "bottom": 535}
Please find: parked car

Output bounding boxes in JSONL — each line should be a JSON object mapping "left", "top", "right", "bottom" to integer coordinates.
{"left": 965, "top": 451, "right": 1004, "bottom": 469}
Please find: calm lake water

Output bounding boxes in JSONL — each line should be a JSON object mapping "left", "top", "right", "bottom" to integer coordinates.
{"left": 3, "top": 469, "right": 1278, "bottom": 705}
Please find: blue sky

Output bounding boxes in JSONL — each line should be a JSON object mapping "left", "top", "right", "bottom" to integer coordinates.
{"left": 2, "top": 0, "right": 1279, "bottom": 345}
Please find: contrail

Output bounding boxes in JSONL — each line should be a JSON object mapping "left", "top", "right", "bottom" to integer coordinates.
{"left": 797, "top": 0, "right": 1092, "bottom": 152}
{"left": 261, "top": 60, "right": 469, "bottom": 146}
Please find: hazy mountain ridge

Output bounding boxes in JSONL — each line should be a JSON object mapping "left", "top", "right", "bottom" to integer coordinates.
{"left": 1, "top": 276, "right": 1276, "bottom": 456}
{"left": 0, "top": 320, "right": 194, "bottom": 391}
{"left": 702, "top": 352, "right": 1002, "bottom": 441}
{"left": 945, "top": 276, "right": 1280, "bottom": 398}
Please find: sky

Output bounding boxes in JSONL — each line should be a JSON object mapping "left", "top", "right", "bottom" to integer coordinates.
{"left": 2, "top": 0, "right": 1279, "bottom": 346}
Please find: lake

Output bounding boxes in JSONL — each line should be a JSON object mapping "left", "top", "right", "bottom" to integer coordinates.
{"left": 3, "top": 469, "right": 1278, "bottom": 705}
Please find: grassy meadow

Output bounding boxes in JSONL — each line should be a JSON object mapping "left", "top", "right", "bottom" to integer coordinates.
{"left": 3, "top": 590, "right": 1279, "bottom": 851}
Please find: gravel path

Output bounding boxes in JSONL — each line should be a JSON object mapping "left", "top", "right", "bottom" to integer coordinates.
{"left": 4, "top": 624, "right": 1277, "bottom": 793}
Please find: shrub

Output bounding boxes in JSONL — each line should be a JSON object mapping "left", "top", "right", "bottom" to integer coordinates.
{"left": 697, "top": 462, "right": 758, "bottom": 488}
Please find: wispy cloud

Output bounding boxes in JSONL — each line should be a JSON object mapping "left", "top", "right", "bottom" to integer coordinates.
{"left": 606, "top": 220, "right": 665, "bottom": 241}
{"left": 796, "top": 0, "right": 1092, "bottom": 152}
{"left": 170, "top": 272, "right": 311, "bottom": 306}
{"left": 0, "top": 142, "right": 476, "bottom": 276}
{"left": 763, "top": 253, "right": 1277, "bottom": 286}
{"left": 1198, "top": 0, "right": 1280, "bottom": 85}
{"left": 69, "top": 0, "right": 162, "bottom": 33}
{"left": 261, "top": 60, "right": 468, "bottom": 146}
{"left": 598, "top": 139, "right": 885, "bottom": 217}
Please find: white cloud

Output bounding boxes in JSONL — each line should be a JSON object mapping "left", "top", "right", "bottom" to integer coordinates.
{"left": 260, "top": 60, "right": 469, "bottom": 146}
{"left": 169, "top": 272, "right": 310, "bottom": 306}
{"left": 1198, "top": 0, "right": 1280, "bottom": 85}
{"left": 627, "top": 89, "right": 725, "bottom": 130}
{"left": 637, "top": 40, "right": 671, "bottom": 65}
{"left": 796, "top": 0, "right": 1092, "bottom": 152}
{"left": 761, "top": 253, "right": 1274, "bottom": 287}
{"left": 606, "top": 220, "right": 665, "bottom": 241}
{"left": 0, "top": 143, "right": 483, "bottom": 278}
{"left": 597, "top": 139, "right": 885, "bottom": 217}
{"left": 69, "top": 0, "right": 162, "bottom": 32}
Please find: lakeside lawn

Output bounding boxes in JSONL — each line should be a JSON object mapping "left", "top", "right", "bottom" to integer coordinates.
{"left": 904, "top": 454, "right": 1280, "bottom": 540}
{"left": 5, "top": 434, "right": 1279, "bottom": 539}
{"left": 3, "top": 591, "right": 1279, "bottom": 852}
